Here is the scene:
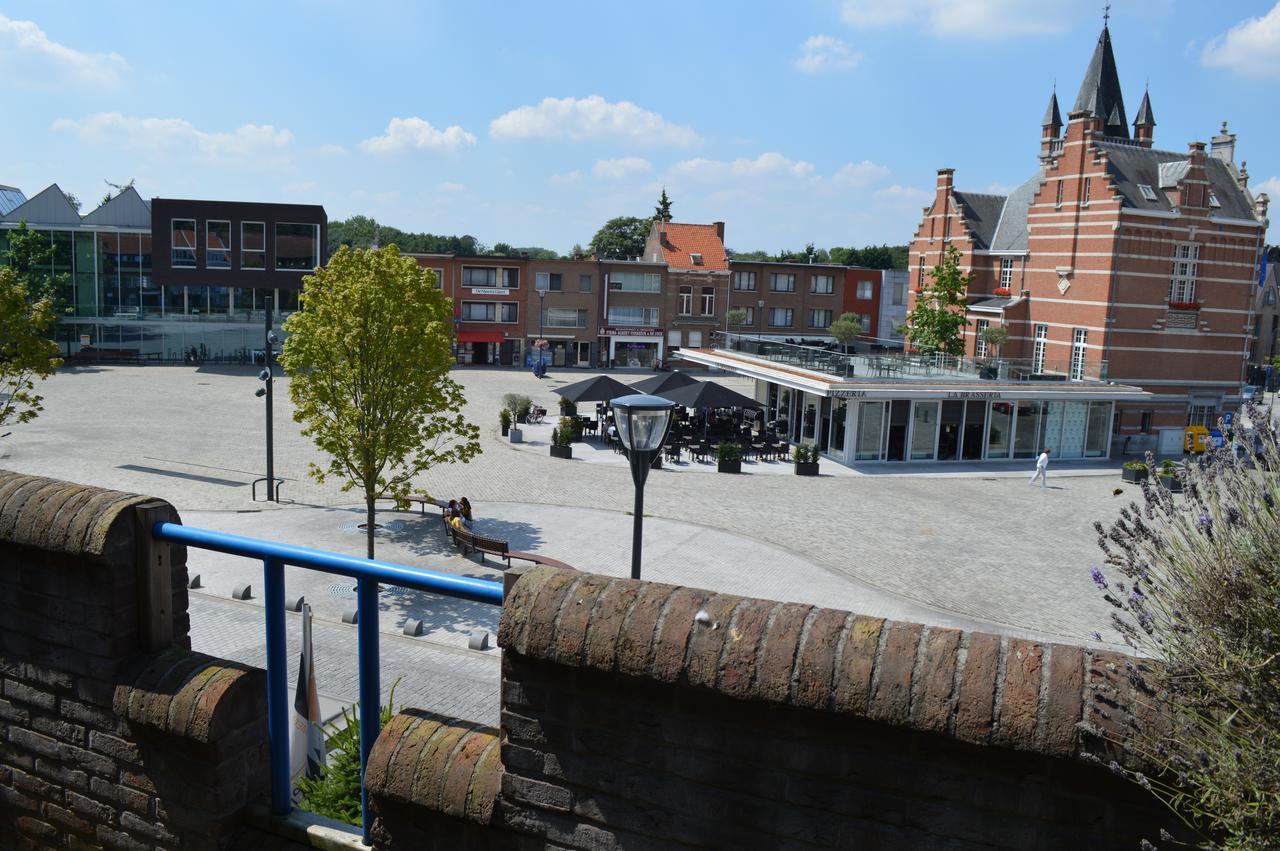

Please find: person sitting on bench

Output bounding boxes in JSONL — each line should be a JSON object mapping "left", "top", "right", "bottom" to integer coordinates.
{"left": 458, "top": 497, "right": 474, "bottom": 529}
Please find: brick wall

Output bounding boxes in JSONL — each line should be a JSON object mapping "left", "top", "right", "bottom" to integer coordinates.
{"left": 0, "top": 471, "right": 268, "bottom": 850}
{"left": 369, "top": 565, "right": 1179, "bottom": 849}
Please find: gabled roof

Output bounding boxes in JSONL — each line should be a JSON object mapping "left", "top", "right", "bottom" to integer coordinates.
{"left": 0, "top": 185, "right": 26, "bottom": 216}
{"left": 81, "top": 186, "right": 151, "bottom": 228}
{"left": 989, "top": 171, "right": 1043, "bottom": 252}
{"left": 1072, "top": 26, "right": 1129, "bottom": 139}
{"left": 951, "top": 191, "right": 1006, "bottom": 250}
{"left": 1097, "top": 141, "right": 1257, "bottom": 221}
{"left": 0, "top": 183, "right": 83, "bottom": 226}
{"left": 654, "top": 222, "right": 729, "bottom": 271}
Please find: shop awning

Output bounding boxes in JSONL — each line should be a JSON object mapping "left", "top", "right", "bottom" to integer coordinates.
{"left": 457, "top": 330, "right": 506, "bottom": 344}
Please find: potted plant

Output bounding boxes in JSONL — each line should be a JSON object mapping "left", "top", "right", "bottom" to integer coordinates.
{"left": 499, "top": 408, "right": 512, "bottom": 437}
{"left": 550, "top": 417, "right": 574, "bottom": 459}
{"left": 716, "top": 441, "right": 742, "bottom": 474}
{"left": 1158, "top": 459, "right": 1183, "bottom": 493}
{"left": 1121, "top": 459, "right": 1148, "bottom": 483}
{"left": 558, "top": 396, "right": 577, "bottom": 417}
{"left": 793, "top": 443, "right": 820, "bottom": 477}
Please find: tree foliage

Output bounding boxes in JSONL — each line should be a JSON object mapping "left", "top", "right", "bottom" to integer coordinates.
{"left": 328, "top": 215, "right": 484, "bottom": 258}
{"left": 828, "top": 312, "right": 865, "bottom": 350}
{"left": 653, "top": 188, "right": 673, "bottom": 223}
{"left": 1090, "top": 419, "right": 1280, "bottom": 849}
{"left": 726, "top": 243, "right": 909, "bottom": 270}
{"left": 4, "top": 220, "right": 66, "bottom": 309}
{"left": 905, "top": 245, "right": 970, "bottom": 356}
{"left": 0, "top": 268, "right": 61, "bottom": 432}
{"left": 589, "top": 216, "right": 651, "bottom": 260}
{"left": 281, "top": 246, "right": 481, "bottom": 558}
{"left": 725, "top": 308, "right": 748, "bottom": 327}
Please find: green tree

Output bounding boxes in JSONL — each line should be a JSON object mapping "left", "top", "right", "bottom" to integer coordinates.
{"left": 829, "top": 244, "right": 909, "bottom": 270}
{"left": 653, "top": 188, "right": 673, "bottom": 222}
{"left": 588, "top": 216, "right": 651, "bottom": 260}
{"left": 725, "top": 307, "right": 748, "bottom": 328}
{"left": 63, "top": 192, "right": 81, "bottom": 214}
{"left": 828, "top": 312, "right": 864, "bottom": 353}
{"left": 4, "top": 221, "right": 71, "bottom": 355}
{"left": 978, "top": 324, "right": 1008, "bottom": 356}
{"left": 0, "top": 268, "right": 61, "bottom": 432}
{"left": 281, "top": 245, "right": 481, "bottom": 558}
{"left": 327, "top": 216, "right": 482, "bottom": 258}
{"left": 905, "top": 244, "right": 970, "bottom": 356}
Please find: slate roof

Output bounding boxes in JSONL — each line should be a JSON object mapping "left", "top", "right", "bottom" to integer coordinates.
{"left": 0, "top": 183, "right": 83, "bottom": 226}
{"left": 1042, "top": 92, "right": 1062, "bottom": 128}
{"left": 989, "top": 171, "right": 1043, "bottom": 252}
{"left": 951, "top": 191, "right": 1006, "bottom": 250}
{"left": 1072, "top": 27, "right": 1129, "bottom": 139}
{"left": 1097, "top": 142, "right": 1257, "bottom": 220}
{"left": 1134, "top": 91, "right": 1155, "bottom": 127}
{"left": 0, "top": 185, "right": 26, "bottom": 216}
{"left": 655, "top": 222, "right": 729, "bottom": 271}
{"left": 968, "top": 297, "right": 1015, "bottom": 312}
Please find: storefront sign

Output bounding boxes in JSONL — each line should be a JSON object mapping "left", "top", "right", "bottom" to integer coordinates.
{"left": 470, "top": 287, "right": 510, "bottom": 295}
{"left": 829, "top": 390, "right": 868, "bottom": 398}
{"left": 600, "top": 326, "right": 663, "bottom": 337}
{"left": 945, "top": 391, "right": 1003, "bottom": 399}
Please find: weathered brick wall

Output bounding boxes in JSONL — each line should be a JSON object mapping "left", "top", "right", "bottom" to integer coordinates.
{"left": 369, "top": 566, "right": 1178, "bottom": 850}
{"left": 0, "top": 471, "right": 268, "bottom": 850}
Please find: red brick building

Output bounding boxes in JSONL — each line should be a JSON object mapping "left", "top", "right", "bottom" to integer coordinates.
{"left": 908, "top": 25, "right": 1269, "bottom": 449}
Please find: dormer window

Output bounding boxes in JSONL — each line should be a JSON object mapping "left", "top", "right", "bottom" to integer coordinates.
{"left": 1209, "top": 190, "right": 1221, "bottom": 209}
{"left": 1138, "top": 184, "right": 1158, "bottom": 202}
{"left": 690, "top": 252, "right": 703, "bottom": 265}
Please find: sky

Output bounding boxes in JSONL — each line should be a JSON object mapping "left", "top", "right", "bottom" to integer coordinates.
{"left": 5, "top": 1, "right": 1280, "bottom": 254}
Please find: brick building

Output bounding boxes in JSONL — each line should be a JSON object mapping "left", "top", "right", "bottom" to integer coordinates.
{"left": 908, "top": 25, "right": 1269, "bottom": 451}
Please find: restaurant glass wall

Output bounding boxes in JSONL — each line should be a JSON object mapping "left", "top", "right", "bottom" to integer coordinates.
{"left": 1085, "top": 402, "right": 1111, "bottom": 457}
{"left": 1013, "top": 401, "right": 1043, "bottom": 459}
{"left": 938, "top": 400, "right": 964, "bottom": 461}
{"left": 855, "top": 401, "right": 885, "bottom": 460}
{"left": 962, "top": 401, "right": 987, "bottom": 459}
{"left": 987, "top": 401, "right": 1013, "bottom": 458}
{"left": 828, "top": 399, "right": 848, "bottom": 458}
{"left": 910, "top": 401, "right": 939, "bottom": 460}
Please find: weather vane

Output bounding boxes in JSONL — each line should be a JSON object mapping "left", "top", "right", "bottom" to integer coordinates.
{"left": 1103, "top": 3, "right": 1111, "bottom": 26}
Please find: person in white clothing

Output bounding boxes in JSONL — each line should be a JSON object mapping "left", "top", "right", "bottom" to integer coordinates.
{"left": 1029, "top": 447, "right": 1050, "bottom": 489}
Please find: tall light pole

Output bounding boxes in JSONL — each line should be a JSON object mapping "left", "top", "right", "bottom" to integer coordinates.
{"left": 610, "top": 394, "right": 675, "bottom": 580}
{"left": 254, "top": 296, "right": 279, "bottom": 502}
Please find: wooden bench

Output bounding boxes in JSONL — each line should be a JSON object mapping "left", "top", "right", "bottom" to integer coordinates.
{"left": 448, "top": 525, "right": 510, "bottom": 565}
{"left": 507, "top": 550, "right": 577, "bottom": 571}
{"left": 378, "top": 493, "right": 442, "bottom": 516}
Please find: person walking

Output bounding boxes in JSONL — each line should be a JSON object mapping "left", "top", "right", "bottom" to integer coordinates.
{"left": 1029, "top": 447, "right": 1050, "bottom": 489}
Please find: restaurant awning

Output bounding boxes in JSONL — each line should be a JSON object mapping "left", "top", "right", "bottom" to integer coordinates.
{"left": 457, "top": 330, "right": 506, "bottom": 344}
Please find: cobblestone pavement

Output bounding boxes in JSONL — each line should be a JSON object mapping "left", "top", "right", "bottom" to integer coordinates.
{"left": 2, "top": 365, "right": 1143, "bottom": 642}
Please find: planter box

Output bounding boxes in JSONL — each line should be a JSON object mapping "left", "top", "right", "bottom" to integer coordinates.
{"left": 509, "top": 428, "right": 523, "bottom": 444}
{"left": 794, "top": 462, "right": 820, "bottom": 477}
{"left": 501, "top": 424, "right": 510, "bottom": 437}
{"left": 717, "top": 458, "right": 742, "bottom": 474}
{"left": 550, "top": 445, "right": 572, "bottom": 460}
{"left": 1121, "top": 466, "right": 1148, "bottom": 482}
{"left": 1159, "top": 474, "right": 1183, "bottom": 493}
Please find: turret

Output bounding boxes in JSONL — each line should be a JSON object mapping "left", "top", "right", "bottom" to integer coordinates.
{"left": 1133, "top": 90, "right": 1155, "bottom": 147}
{"left": 1040, "top": 90, "right": 1063, "bottom": 161}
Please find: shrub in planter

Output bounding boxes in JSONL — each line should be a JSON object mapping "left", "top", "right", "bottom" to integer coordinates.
{"left": 558, "top": 397, "right": 577, "bottom": 417}
{"left": 550, "top": 418, "right": 575, "bottom": 459}
{"left": 1121, "top": 459, "right": 1148, "bottom": 482}
{"left": 1158, "top": 458, "right": 1183, "bottom": 493}
{"left": 716, "top": 441, "right": 742, "bottom": 474}
{"left": 793, "top": 443, "right": 820, "bottom": 476}
{"left": 502, "top": 393, "right": 533, "bottom": 424}
{"left": 499, "top": 408, "right": 512, "bottom": 436}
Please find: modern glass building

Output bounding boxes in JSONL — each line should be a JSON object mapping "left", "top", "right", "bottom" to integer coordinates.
{"left": 0, "top": 184, "right": 326, "bottom": 362}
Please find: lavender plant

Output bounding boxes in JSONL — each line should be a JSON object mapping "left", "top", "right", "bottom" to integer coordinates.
{"left": 1091, "top": 403, "right": 1280, "bottom": 849}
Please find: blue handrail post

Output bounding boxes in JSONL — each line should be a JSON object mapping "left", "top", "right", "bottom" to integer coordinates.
{"left": 263, "top": 557, "right": 292, "bottom": 816}
{"left": 357, "top": 575, "right": 380, "bottom": 845}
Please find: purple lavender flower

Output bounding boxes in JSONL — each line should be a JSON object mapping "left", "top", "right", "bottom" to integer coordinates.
{"left": 1090, "top": 566, "right": 1108, "bottom": 588}
{"left": 1091, "top": 631, "right": 1102, "bottom": 641}
{"left": 1197, "top": 513, "right": 1213, "bottom": 533}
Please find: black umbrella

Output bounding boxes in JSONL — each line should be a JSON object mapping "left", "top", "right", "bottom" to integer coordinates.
{"left": 553, "top": 374, "right": 636, "bottom": 404}
{"left": 630, "top": 371, "right": 700, "bottom": 395}
{"left": 658, "top": 381, "right": 761, "bottom": 410}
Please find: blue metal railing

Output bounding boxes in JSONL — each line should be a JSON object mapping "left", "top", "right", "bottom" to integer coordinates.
{"left": 152, "top": 522, "right": 504, "bottom": 845}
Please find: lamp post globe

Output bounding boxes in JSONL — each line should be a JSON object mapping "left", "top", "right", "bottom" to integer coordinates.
{"left": 610, "top": 393, "right": 675, "bottom": 580}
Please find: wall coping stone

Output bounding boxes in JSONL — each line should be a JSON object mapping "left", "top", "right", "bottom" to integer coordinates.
{"left": 498, "top": 565, "right": 1164, "bottom": 771}
{"left": 113, "top": 648, "right": 266, "bottom": 745}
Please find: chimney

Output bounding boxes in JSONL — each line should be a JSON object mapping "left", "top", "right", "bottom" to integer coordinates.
{"left": 713, "top": 221, "right": 725, "bottom": 242}
{"left": 1256, "top": 193, "right": 1270, "bottom": 221}
{"left": 936, "top": 168, "right": 954, "bottom": 202}
{"left": 1239, "top": 160, "right": 1250, "bottom": 191}
{"left": 1187, "top": 140, "right": 1206, "bottom": 166}
{"left": 1210, "top": 121, "right": 1236, "bottom": 166}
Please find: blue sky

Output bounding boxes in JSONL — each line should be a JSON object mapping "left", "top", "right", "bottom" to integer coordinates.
{"left": 4, "top": 1, "right": 1280, "bottom": 253}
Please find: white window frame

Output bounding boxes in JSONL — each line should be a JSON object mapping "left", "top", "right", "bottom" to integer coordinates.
{"left": 856, "top": 280, "right": 873, "bottom": 300}
{"left": 274, "top": 222, "right": 320, "bottom": 271}
{"left": 1070, "top": 328, "right": 1087, "bottom": 381}
{"left": 690, "top": 252, "right": 703, "bottom": 266}
{"left": 428, "top": 267, "right": 444, "bottom": 289}
{"left": 240, "top": 221, "right": 265, "bottom": 270}
{"left": 1168, "top": 242, "right": 1200, "bottom": 304}
{"left": 1032, "top": 324, "right": 1048, "bottom": 373}
{"left": 732, "top": 271, "right": 756, "bottom": 291}
{"left": 1055, "top": 180, "right": 1064, "bottom": 208}
{"left": 607, "top": 306, "right": 659, "bottom": 326}
{"left": 206, "top": 220, "right": 231, "bottom": 270}
{"left": 1138, "top": 184, "right": 1158, "bottom": 202}
{"left": 999, "top": 258, "right": 1013, "bottom": 289}
{"left": 700, "top": 286, "right": 715, "bottom": 316}
{"left": 1187, "top": 405, "right": 1214, "bottom": 427}
{"left": 608, "top": 272, "right": 662, "bottom": 293}
{"left": 462, "top": 266, "right": 497, "bottom": 288}
{"left": 770, "top": 273, "right": 796, "bottom": 293}
{"left": 975, "top": 319, "right": 989, "bottom": 358}
{"left": 171, "top": 218, "right": 197, "bottom": 268}
{"left": 811, "top": 274, "right": 834, "bottom": 294}
{"left": 678, "top": 286, "right": 693, "bottom": 315}
{"left": 860, "top": 313, "right": 871, "bottom": 331}
{"left": 502, "top": 267, "right": 520, "bottom": 289}
{"left": 917, "top": 257, "right": 926, "bottom": 288}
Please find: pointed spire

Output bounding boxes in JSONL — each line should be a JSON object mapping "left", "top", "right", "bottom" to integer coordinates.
{"left": 1042, "top": 90, "right": 1062, "bottom": 128}
{"left": 1134, "top": 89, "right": 1155, "bottom": 127}
{"left": 1072, "top": 26, "right": 1129, "bottom": 138}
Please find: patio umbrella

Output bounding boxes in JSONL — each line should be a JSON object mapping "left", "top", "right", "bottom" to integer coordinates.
{"left": 553, "top": 374, "right": 636, "bottom": 404}
{"left": 659, "top": 381, "right": 761, "bottom": 443}
{"left": 630, "top": 371, "right": 700, "bottom": 395}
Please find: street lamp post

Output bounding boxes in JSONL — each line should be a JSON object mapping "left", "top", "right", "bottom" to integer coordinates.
{"left": 610, "top": 394, "right": 676, "bottom": 580}
{"left": 253, "top": 297, "right": 279, "bottom": 502}
{"left": 537, "top": 287, "right": 547, "bottom": 372}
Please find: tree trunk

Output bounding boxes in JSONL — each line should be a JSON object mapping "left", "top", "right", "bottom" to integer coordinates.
{"left": 366, "top": 494, "right": 376, "bottom": 560}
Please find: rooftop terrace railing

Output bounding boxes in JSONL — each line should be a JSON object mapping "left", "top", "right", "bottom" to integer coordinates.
{"left": 713, "top": 331, "right": 1108, "bottom": 383}
{"left": 151, "top": 522, "right": 504, "bottom": 846}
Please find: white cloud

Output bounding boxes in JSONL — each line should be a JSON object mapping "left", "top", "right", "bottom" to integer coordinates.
{"left": 435, "top": 181, "right": 467, "bottom": 193}
{"left": 0, "top": 14, "right": 127, "bottom": 86}
{"left": 832, "top": 160, "right": 891, "bottom": 187}
{"left": 50, "top": 112, "right": 293, "bottom": 167}
{"left": 875, "top": 184, "right": 932, "bottom": 204}
{"left": 840, "top": 0, "right": 1066, "bottom": 38}
{"left": 672, "top": 152, "right": 815, "bottom": 182}
{"left": 984, "top": 181, "right": 1016, "bottom": 194}
{"left": 316, "top": 143, "right": 347, "bottom": 156}
{"left": 548, "top": 170, "right": 584, "bottom": 187}
{"left": 490, "top": 95, "right": 698, "bottom": 146}
{"left": 359, "top": 117, "right": 476, "bottom": 154}
{"left": 794, "top": 35, "right": 862, "bottom": 73}
{"left": 1202, "top": 4, "right": 1280, "bottom": 77}
{"left": 592, "top": 157, "right": 652, "bottom": 179}
{"left": 1254, "top": 176, "right": 1280, "bottom": 199}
